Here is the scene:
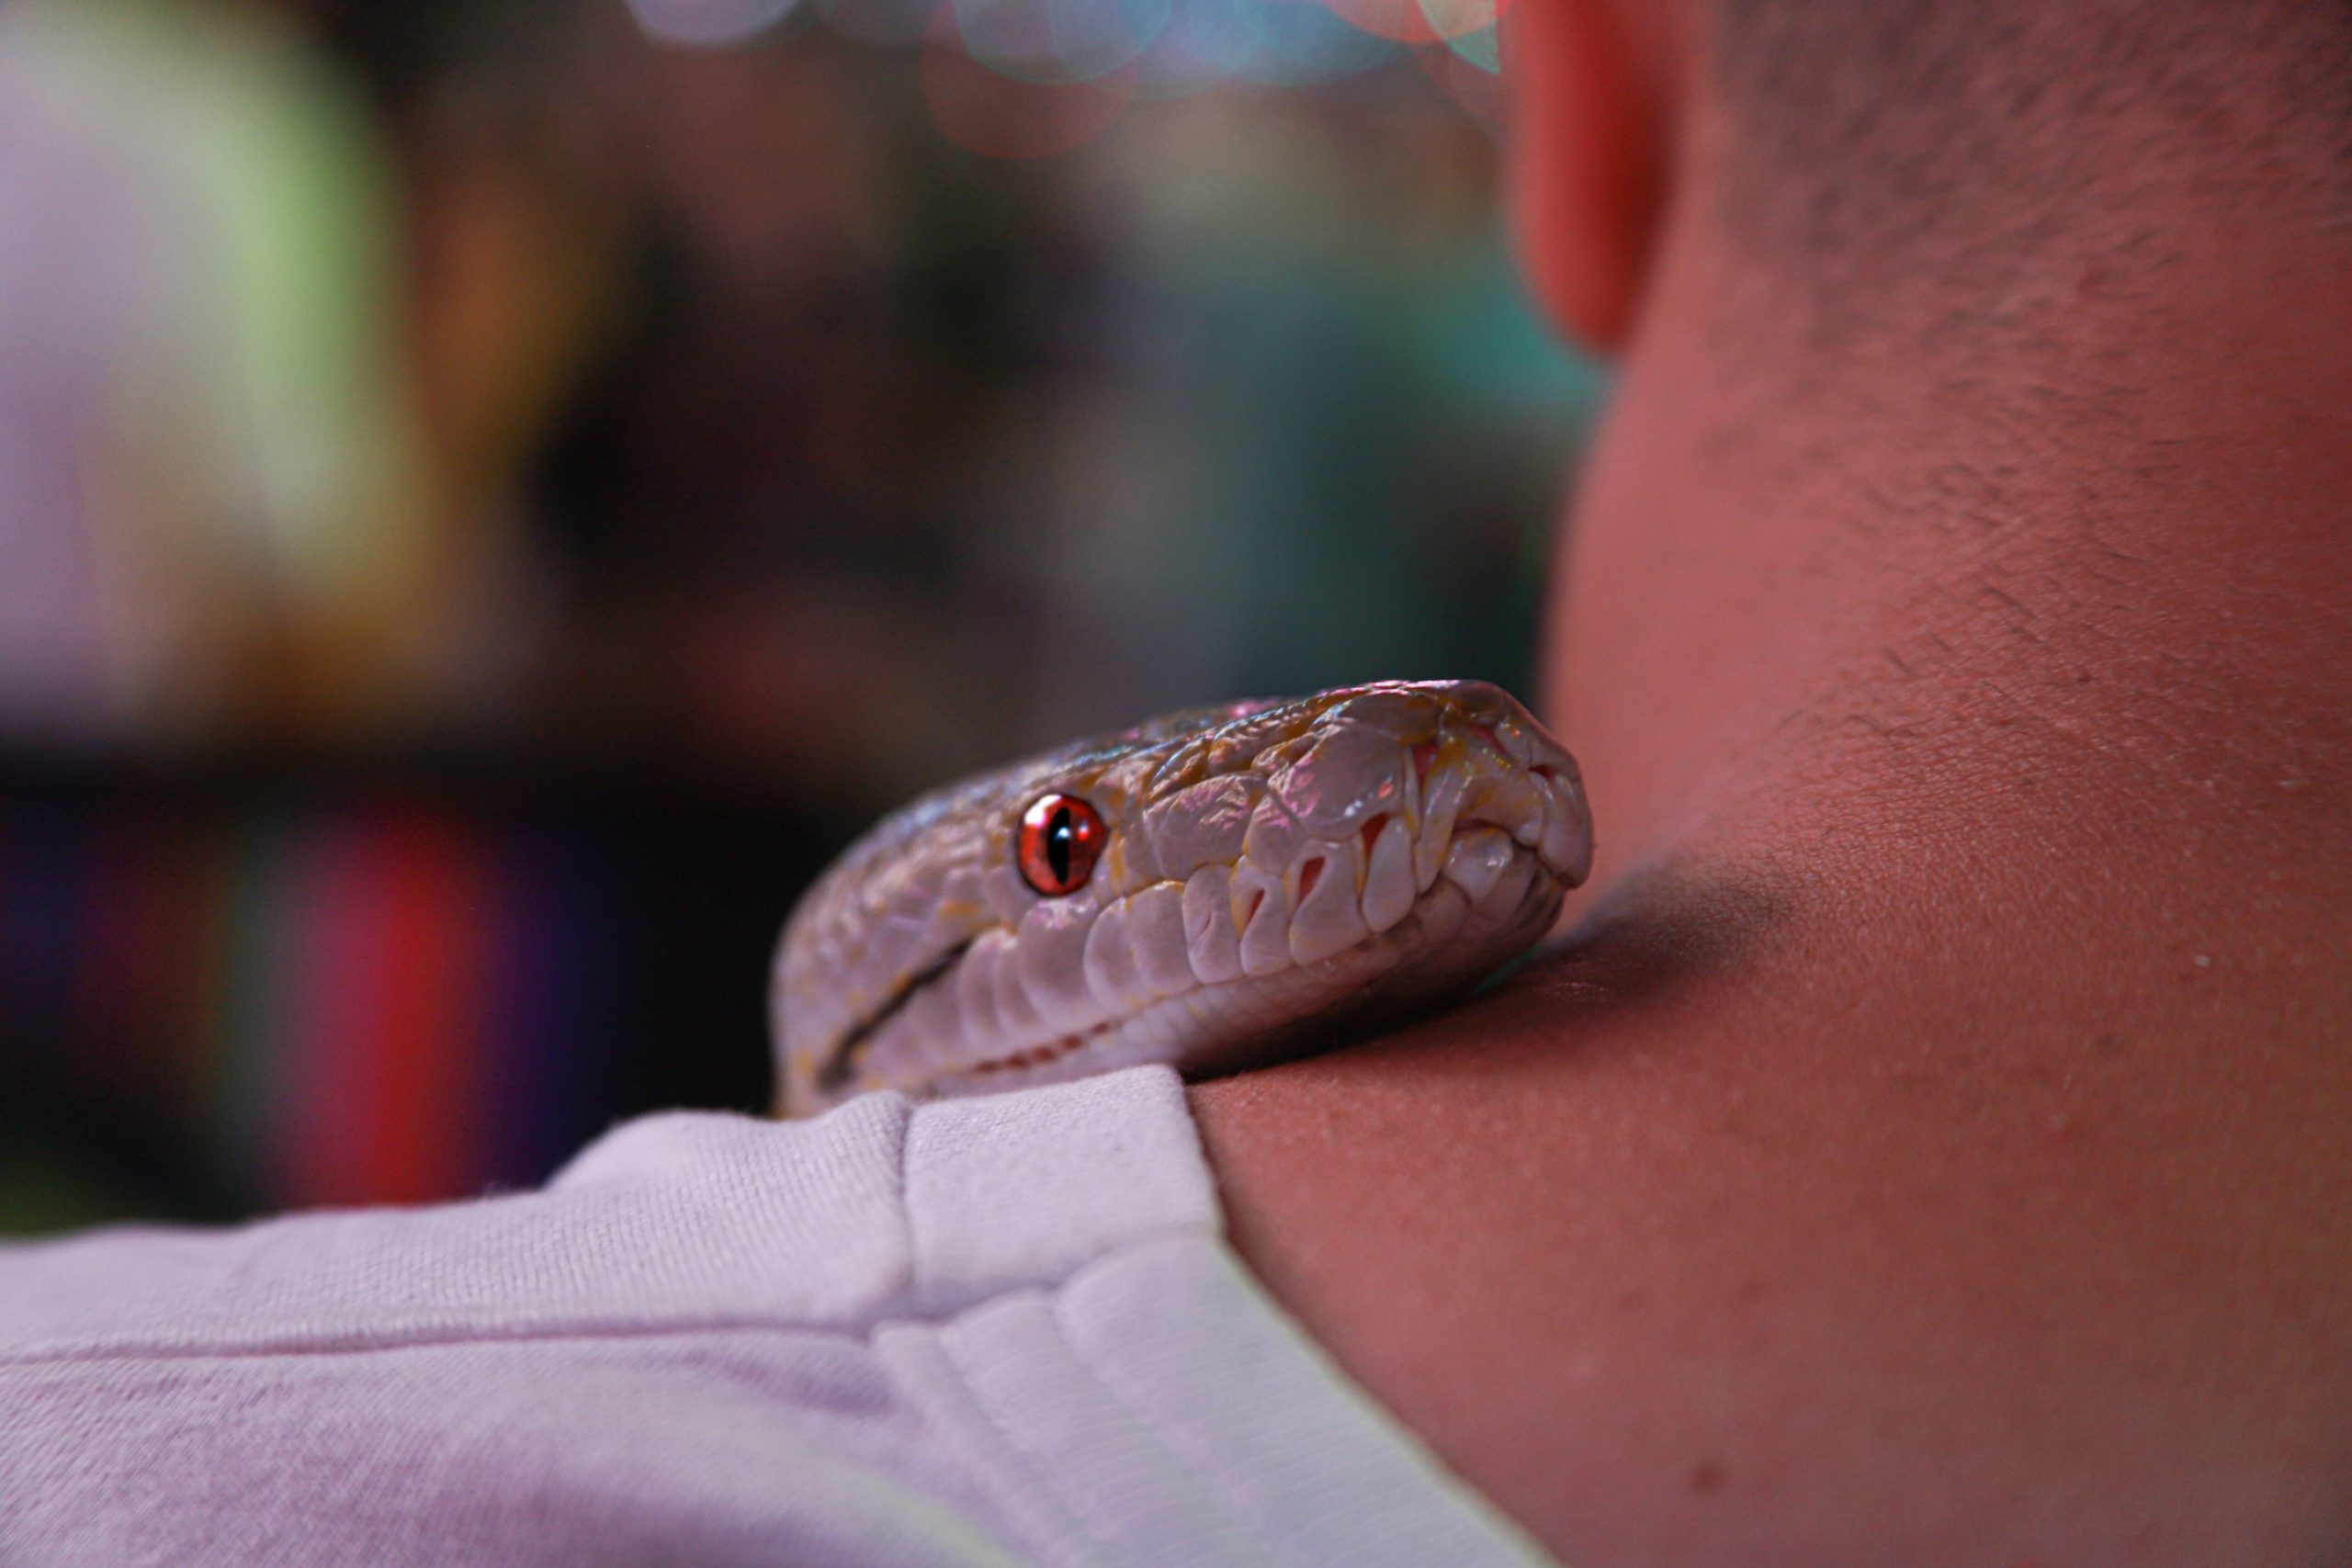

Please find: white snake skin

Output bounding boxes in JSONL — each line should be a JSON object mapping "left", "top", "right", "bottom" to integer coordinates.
{"left": 771, "top": 681, "right": 1592, "bottom": 1116}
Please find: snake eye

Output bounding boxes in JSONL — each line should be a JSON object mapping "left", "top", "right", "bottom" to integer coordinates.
{"left": 1017, "top": 794, "right": 1105, "bottom": 897}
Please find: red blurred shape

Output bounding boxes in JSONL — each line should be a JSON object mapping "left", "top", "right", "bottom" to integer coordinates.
{"left": 284, "top": 812, "right": 486, "bottom": 1207}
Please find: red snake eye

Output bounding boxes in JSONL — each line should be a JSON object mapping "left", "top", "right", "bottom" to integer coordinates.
{"left": 1017, "top": 794, "right": 1105, "bottom": 897}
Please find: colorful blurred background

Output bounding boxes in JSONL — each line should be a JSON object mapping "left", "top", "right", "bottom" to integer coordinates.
{"left": 0, "top": 0, "right": 1600, "bottom": 1231}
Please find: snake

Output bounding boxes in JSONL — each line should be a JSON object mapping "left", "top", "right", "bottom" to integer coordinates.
{"left": 771, "top": 680, "right": 1591, "bottom": 1117}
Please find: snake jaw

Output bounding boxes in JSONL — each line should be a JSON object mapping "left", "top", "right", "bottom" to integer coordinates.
{"left": 774, "top": 681, "right": 1590, "bottom": 1117}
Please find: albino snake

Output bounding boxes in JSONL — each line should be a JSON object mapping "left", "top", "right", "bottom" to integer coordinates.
{"left": 772, "top": 681, "right": 1591, "bottom": 1116}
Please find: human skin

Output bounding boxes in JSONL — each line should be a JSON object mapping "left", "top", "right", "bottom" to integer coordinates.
{"left": 1188, "top": 3, "right": 2352, "bottom": 1562}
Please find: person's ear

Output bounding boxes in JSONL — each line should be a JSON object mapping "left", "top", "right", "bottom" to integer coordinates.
{"left": 1501, "top": 0, "right": 1675, "bottom": 352}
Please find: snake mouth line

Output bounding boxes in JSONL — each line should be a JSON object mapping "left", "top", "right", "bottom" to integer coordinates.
{"left": 819, "top": 938, "right": 1122, "bottom": 1094}
{"left": 817, "top": 937, "right": 976, "bottom": 1093}
{"left": 958, "top": 1016, "right": 1120, "bottom": 1078}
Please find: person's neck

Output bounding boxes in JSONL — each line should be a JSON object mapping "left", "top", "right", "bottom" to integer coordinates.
{"left": 1541, "top": 188, "right": 2352, "bottom": 918}
{"left": 1196, "top": 161, "right": 2352, "bottom": 1568}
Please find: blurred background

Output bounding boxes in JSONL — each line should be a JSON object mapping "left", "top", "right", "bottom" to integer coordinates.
{"left": 0, "top": 0, "right": 1600, "bottom": 1231}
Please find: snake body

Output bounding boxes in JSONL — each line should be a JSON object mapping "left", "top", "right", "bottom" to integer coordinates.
{"left": 772, "top": 681, "right": 1591, "bottom": 1116}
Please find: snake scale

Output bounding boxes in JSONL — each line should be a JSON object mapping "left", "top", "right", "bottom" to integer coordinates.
{"left": 772, "top": 681, "right": 1591, "bottom": 1116}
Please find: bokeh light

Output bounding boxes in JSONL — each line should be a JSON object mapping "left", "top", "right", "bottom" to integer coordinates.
{"left": 953, "top": 0, "right": 1170, "bottom": 84}
{"left": 1317, "top": 0, "right": 1438, "bottom": 45}
{"left": 1139, "top": 0, "right": 1269, "bottom": 90}
{"left": 629, "top": 0, "right": 808, "bottom": 45}
{"left": 815, "top": 0, "right": 937, "bottom": 48}
{"left": 922, "top": 5, "right": 1137, "bottom": 156}
{"left": 1230, "top": 0, "right": 1396, "bottom": 84}
{"left": 664, "top": 0, "right": 1509, "bottom": 156}
{"left": 1418, "top": 36, "right": 1505, "bottom": 126}
{"left": 1417, "top": 0, "right": 1501, "bottom": 43}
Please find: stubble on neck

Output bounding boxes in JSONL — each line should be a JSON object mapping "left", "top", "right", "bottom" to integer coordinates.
{"left": 1540, "top": 125, "right": 2352, "bottom": 923}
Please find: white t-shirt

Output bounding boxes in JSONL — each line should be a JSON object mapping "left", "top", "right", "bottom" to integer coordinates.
{"left": 0, "top": 1066, "right": 1555, "bottom": 1566}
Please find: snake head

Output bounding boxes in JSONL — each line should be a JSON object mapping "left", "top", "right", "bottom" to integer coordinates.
{"left": 771, "top": 680, "right": 1591, "bottom": 1116}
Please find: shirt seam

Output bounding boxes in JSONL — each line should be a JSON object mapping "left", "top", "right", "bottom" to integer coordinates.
{"left": 927, "top": 1315, "right": 1123, "bottom": 1563}
{"left": 1038, "top": 1282, "right": 1287, "bottom": 1568}
{"left": 0, "top": 1214, "right": 1219, "bottom": 1370}
{"left": 0, "top": 1297, "right": 959, "bottom": 1370}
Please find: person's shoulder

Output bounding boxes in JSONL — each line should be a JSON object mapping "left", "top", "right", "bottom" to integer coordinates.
{"left": 0, "top": 1072, "right": 1228, "bottom": 1359}
{"left": 0, "top": 1104, "right": 916, "bottom": 1358}
{"left": 1, "top": 1072, "right": 1560, "bottom": 1568}
{"left": 1189, "top": 856, "right": 2352, "bottom": 1565}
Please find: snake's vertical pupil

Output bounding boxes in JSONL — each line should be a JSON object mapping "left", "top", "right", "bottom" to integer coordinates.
{"left": 1046, "top": 811, "right": 1073, "bottom": 881}
{"left": 1018, "top": 793, "right": 1105, "bottom": 897}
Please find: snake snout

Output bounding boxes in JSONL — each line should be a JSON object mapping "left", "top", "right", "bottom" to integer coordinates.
{"left": 1197, "top": 683, "right": 1589, "bottom": 985}
{"left": 1300, "top": 681, "right": 1591, "bottom": 886}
